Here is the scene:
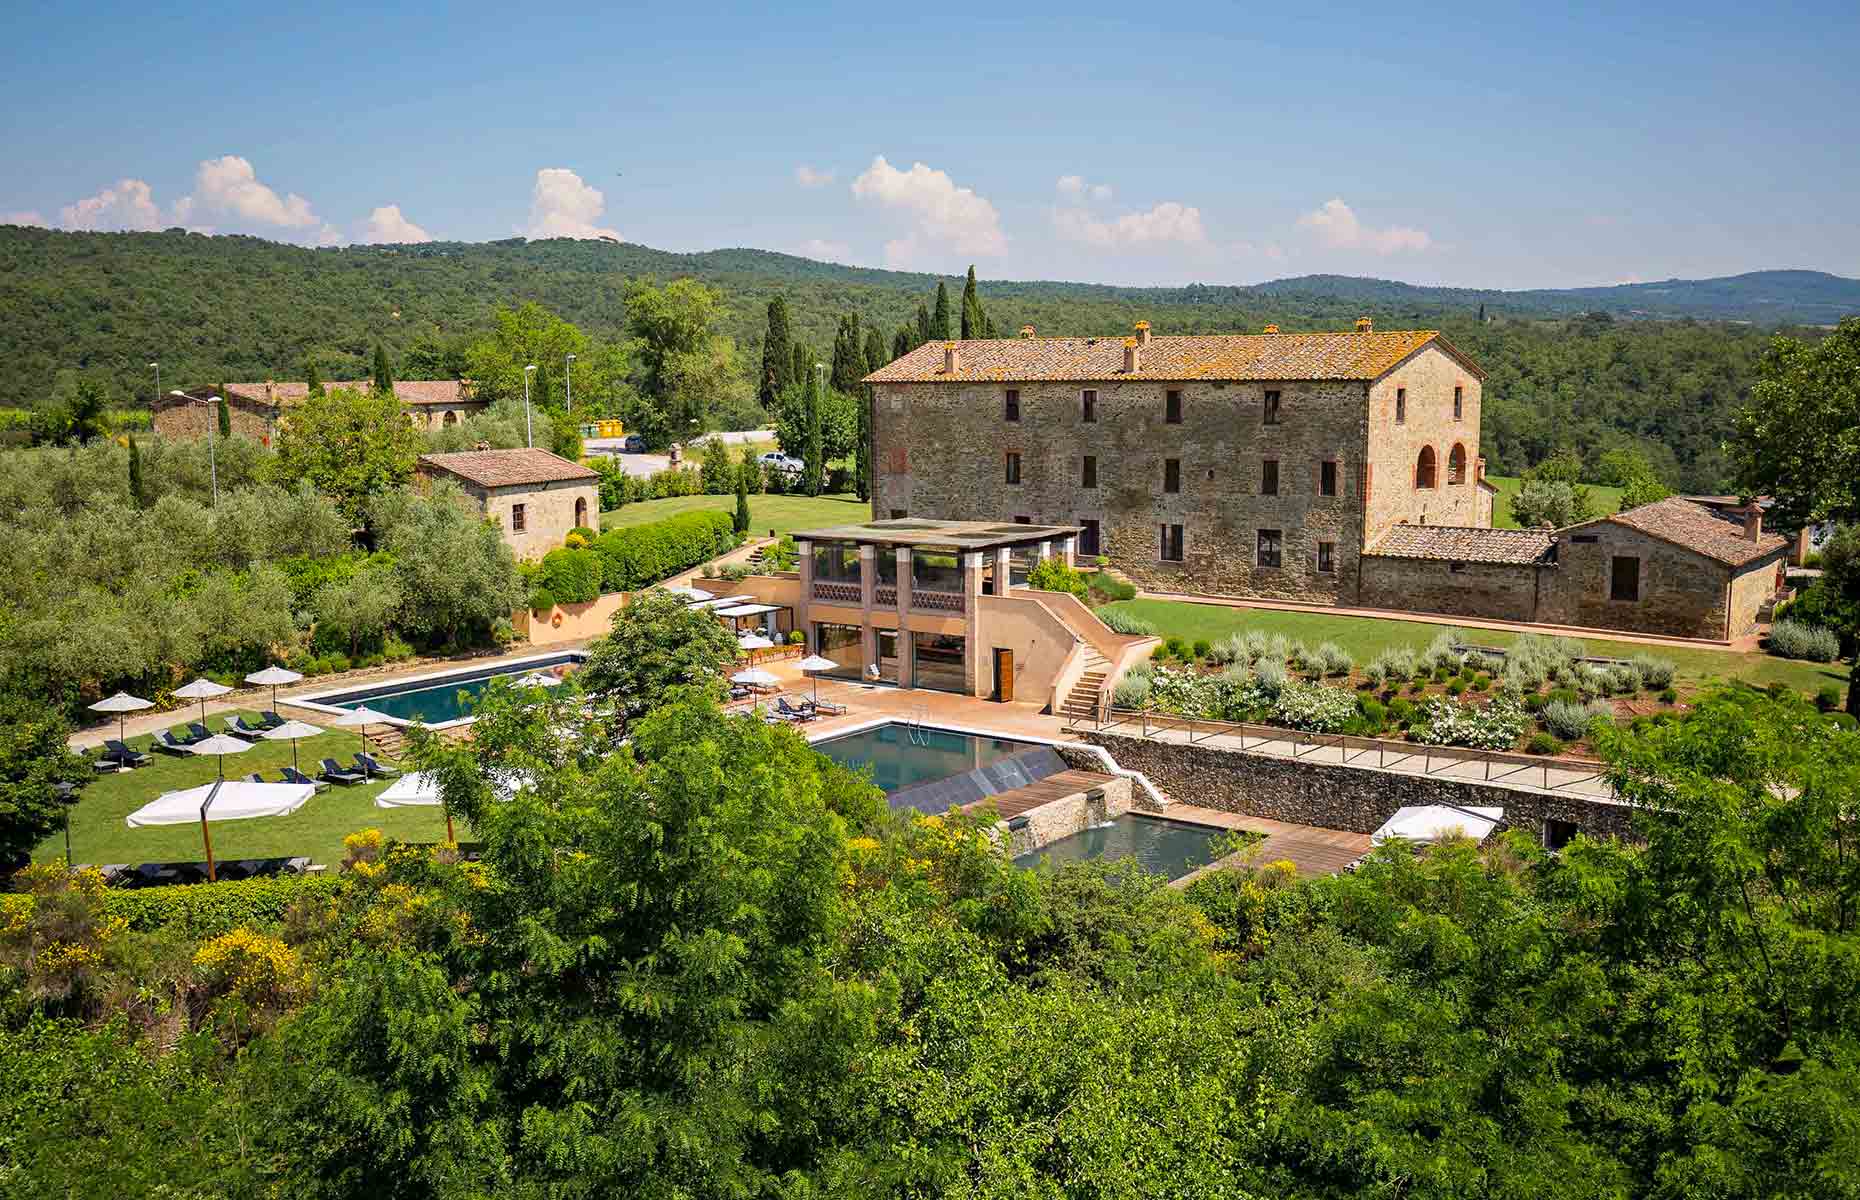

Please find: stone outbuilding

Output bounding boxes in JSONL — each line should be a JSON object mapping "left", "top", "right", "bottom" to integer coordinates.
{"left": 1358, "top": 497, "right": 1789, "bottom": 641}
{"left": 415, "top": 447, "right": 599, "bottom": 561}
{"left": 151, "top": 379, "right": 486, "bottom": 443}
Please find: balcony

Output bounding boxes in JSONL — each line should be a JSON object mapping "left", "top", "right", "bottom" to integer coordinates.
{"left": 811, "top": 580, "right": 862, "bottom": 604}
{"left": 911, "top": 589, "right": 966, "bottom": 614}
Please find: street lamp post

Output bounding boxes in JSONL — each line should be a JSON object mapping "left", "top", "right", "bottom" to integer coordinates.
{"left": 148, "top": 361, "right": 158, "bottom": 409}
{"left": 523, "top": 364, "right": 537, "bottom": 448}
{"left": 565, "top": 352, "right": 576, "bottom": 418}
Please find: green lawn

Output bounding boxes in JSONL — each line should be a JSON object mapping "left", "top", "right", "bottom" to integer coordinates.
{"left": 1098, "top": 598, "right": 1849, "bottom": 696}
{"left": 40, "top": 712, "right": 451, "bottom": 868}
{"left": 601, "top": 492, "right": 871, "bottom": 537}
{"left": 1486, "top": 475, "right": 1626, "bottom": 528}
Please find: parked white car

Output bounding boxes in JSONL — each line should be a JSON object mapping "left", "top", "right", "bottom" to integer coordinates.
{"left": 759, "top": 451, "right": 805, "bottom": 474}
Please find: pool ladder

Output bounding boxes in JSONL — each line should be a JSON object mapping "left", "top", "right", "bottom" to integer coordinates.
{"left": 906, "top": 705, "right": 930, "bottom": 745}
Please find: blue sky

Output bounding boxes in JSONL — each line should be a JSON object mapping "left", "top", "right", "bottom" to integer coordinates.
{"left": 4, "top": 0, "right": 1856, "bottom": 288}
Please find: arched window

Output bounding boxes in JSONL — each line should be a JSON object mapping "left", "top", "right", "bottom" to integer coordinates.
{"left": 1415, "top": 445, "right": 1437, "bottom": 489}
{"left": 443, "top": 410, "right": 460, "bottom": 426}
{"left": 1448, "top": 443, "right": 1467, "bottom": 485}
{"left": 574, "top": 496, "right": 588, "bottom": 528}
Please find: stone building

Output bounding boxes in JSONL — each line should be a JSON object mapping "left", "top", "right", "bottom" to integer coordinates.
{"left": 415, "top": 447, "right": 598, "bottom": 561}
{"left": 150, "top": 379, "right": 485, "bottom": 443}
{"left": 1357, "top": 497, "right": 1787, "bottom": 640}
{"left": 864, "top": 320, "right": 1489, "bottom": 605}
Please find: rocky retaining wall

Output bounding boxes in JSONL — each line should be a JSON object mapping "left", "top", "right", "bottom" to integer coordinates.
{"left": 1081, "top": 732, "right": 1636, "bottom": 843}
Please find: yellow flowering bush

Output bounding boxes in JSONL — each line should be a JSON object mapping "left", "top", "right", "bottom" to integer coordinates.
{"left": 192, "top": 927, "right": 308, "bottom": 1009}
{"left": 342, "top": 827, "right": 387, "bottom": 878}
{"left": 0, "top": 863, "right": 127, "bottom": 1006}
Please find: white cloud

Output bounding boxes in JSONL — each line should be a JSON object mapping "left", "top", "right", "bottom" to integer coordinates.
{"left": 797, "top": 237, "right": 852, "bottom": 262}
{"left": 522, "top": 167, "right": 620, "bottom": 240}
{"left": 186, "top": 155, "right": 319, "bottom": 228}
{"left": 361, "top": 203, "right": 433, "bottom": 244}
{"left": 2, "top": 210, "right": 46, "bottom": 227}
{"left": 794, "top": 165, "right": 835, "bottom": 188}
{"left": 1056, "top": 174, "right": 1113, "bottom": 202}
{"left": 851, "top": 155, "right": 1006, "bottom": 266}
{"left": 58, "top": 179, "right": 164, "bottom": 232}
{"left": 1053, "top": 200, "right": 1207, "bottom": 249}
{"left": 1296, "top": 198, "right": 1431, "bottom": 254}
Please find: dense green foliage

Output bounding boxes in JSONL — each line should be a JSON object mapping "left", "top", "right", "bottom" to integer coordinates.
{"left": 574, "top": 590, "right": 741, "bottom": 723}
{"left": 6, "top": 228, "right": 1845, "bottom": 490}
{"left": 0, "top": 701, "right": 88, "bottom": 867}
{"left": 4, "top": 682, "right": 1860, "bottom": 1195}
{"left": 588, "top": 509, "right": 738, "bottom": 593}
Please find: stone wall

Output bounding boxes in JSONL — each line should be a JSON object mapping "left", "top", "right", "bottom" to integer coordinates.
{"left": 874, "top": 374, "right": 1371, "bottom": 604}
{"left": 1083, "top": 731, "right": 1637, "bottom": 843}
{"left": 999, "top": 774, "right": 1135, "bottom": 858}
{"left": 1364, "top": 345, "right": 1483, "bottom": 540}
{"left": 1537, "top": 522, "right": 1738, "bottom": 639}
{"left": 150, "top": 397, "right": 277, "bottom": 444}
{"left": 1727, "top": 553, "right": 1787, "bottom": 637}
{"left": 466, "top": 479, "right": 599, "bottom": 562}
{"left": 1357, "top": 555, "right": 1541, "bottom": 622}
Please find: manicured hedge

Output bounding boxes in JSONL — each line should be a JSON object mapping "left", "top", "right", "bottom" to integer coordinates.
{"left": 539, "top": 546, "right": 603, "bottom": 604}
{"left": 105, "top": 874, "right": 340, "bottom": 937}
{"left": 592, "top": 510, "right": 739, "bottom": 593}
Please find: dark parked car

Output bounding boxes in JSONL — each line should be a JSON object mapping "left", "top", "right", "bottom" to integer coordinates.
{"left": 622, "top": 434, "right": 645, "bottom": 453}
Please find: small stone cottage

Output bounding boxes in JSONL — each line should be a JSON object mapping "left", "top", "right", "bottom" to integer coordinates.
{"left": 415, "top": 447, "right": 598, "bottom": 561}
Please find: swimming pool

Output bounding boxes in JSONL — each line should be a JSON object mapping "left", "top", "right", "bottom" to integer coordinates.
{"left": 296, "top": 653, "right": 582, "bottom": 726}
{"left": 812, "top": 722, "right": 1052, "bottom": 814}
{"left": 1014, "top": 814, "right": 1225, "bottom": 880}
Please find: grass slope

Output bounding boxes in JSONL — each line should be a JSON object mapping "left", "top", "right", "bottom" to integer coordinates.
{"left": 1097, "top": 598, "right": 1847, "bottom": 696}
{"left": 1485, "top": 475, "right": 1627, "bottom": 529}
{"left": 601, "top": 492, "right": 870, "bottom": 537}
{"left": 37, "top": 712, "right": 453, "bottom": 868}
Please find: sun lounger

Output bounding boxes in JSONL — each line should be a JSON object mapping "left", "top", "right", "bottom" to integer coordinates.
{"left": 187, "top": 722, "right": 213, "bottom": 743}
{"left": 246, "top": 772, "right": 266, "bottom": 784}
{"left": 354, "top": 752, "right": 399, "bottom": 779}
{"left": 812, "top": 699, "right": 848, "bottom": 716}
{"left": 152, "top": 730, "right": 193, "bottom": 755}
{"left": 259, "top": 710, "right": 286, "bottom": 729}
{"left": 104, "top": 739, "right": 152, "bottom": 767}
{"left": 279, "top": 766, "right": 329, "bottom": 791}
{"left": 231, "top": 715, "right": 269, "bottom": 738}
{"left": 318, "top": 757, "right": 365, "bottom": 787}
{"left": 776, "top": 697, "right": 816, "bottom": 721}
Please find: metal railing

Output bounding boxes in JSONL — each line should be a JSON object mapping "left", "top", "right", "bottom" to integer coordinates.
{"left": 874, "top": 585, "right": 898, "bottom": 607}
{"left": 911, "top": 588, "right": 966, "bottom": 614}
{"left": 1076, "top": 706, "right": 1613, "bottom": 798}
{"left": 811, "top": 580, "right": 861, "bottom": 604}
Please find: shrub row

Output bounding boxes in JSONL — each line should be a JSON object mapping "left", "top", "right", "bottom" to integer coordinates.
{"left": 591, "top": 510, "right": 739, "bottom": 593}
{"left": 104, "top": 874, "right": 341, "bottom": 937}
{"left": 1769, "top": 618, "right": 1841, "bottom": 663}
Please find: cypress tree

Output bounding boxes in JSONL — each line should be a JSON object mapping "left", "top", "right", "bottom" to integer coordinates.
{"left": 830, "top": 314, "right": 864, "bottom": 395}
{"left": 305, "top": 357, "right": 324, "bottom": 398}
{"left": 790, "top": 342, "right": 811, "bottom": 394}
{"left": 914, "top": 302, "right": 934, "bottom": 347}
{"left": 127, "top": 435, "right": 143, "bottom": 507}
{"left": 893, "top": 326, "right": 913, "bottom": 361}
{"left": 371, "top": 342, "right": 394, "bottom": 395}
{"left": 759, "top": 296, "right": 794, "bottom": 409}
{"left": 216, "top": 385, "right": 231, "bottom": 438}
{"left": 733, "top": 470, "right": 751, "bottom": 534}
{"left": 932, "top": 282, "right": 952, "bottom": 340}
{"left": 531, "top": 359, "right": 553, "bottom": 411}
{"left": 802, "top": 366, "right": 824, "bottom": 497}
{"left": 864, "top": 326, "right": 887, "bottom": 374}
{"left": 960, "top": 265, "right": 988, "bottom": 339}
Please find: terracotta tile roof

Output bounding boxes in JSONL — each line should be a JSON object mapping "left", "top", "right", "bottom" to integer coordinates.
{"left": 1600, "top": 497, "right": 1788, "bottom": 567}
{"left": 223, "top": 380, "right": 477, "bottom": 407}
{"left": 1366, "top": 524, "right": 1556, "bottom": 565}
{"left": 864, "top": 328, "right": 1474, "bottom": 384}
{"left": 418, "top": 448, "right": 597, "bottom": 489}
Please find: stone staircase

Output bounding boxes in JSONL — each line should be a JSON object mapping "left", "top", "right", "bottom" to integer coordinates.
{"left": 1059, "top": 650, "right": 1111, "bottom": 722}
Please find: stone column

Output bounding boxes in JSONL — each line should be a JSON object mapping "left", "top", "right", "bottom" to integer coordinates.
{"left": 963, "top": 551, "right": 984, "bottom": 695}
{"left": 995, "top": 546, "right": 1013, "bottom": 593}
{"left": 895, "top": 547, "right": 913, "bottom": 688}
{"left": 796, "top": 539, "right": 813, "bottom": 650}
{"left": 858, "top": 545, "right": 877, "bottom": 673}
{"left": 1037, "top": 539, "right": 1052, "bottom": 560}
{"left": 1060, "top": 535, "right": 1077, "bottom": 569}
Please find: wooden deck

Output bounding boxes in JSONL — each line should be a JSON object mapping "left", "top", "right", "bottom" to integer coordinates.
{"left": 963, "top": 769, "right": 1117, "bottom": 820}
{"left": 1165, "top": 804, "right": 1373, "bottom": 884}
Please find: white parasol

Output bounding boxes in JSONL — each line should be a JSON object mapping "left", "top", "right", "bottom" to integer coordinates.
{"left": 126, "top": 778, "right": 314, "bottom": 881}
{"left": 89, "top": 691, "right": 153, "bottom": 744}
{"left": 332, "top": 705, "right": 392, "bottom": 756}
{"left": 173, "top": 677, "right": 233, "bottom": 726}
{"left": 795, "top": 654, "right": 838, "bottom": 705}
{"left": 185, "top": 733, "right": 252, "bottom": 780}
{"left": 260, "top": 719, "right": 324, "bottom": 774}
{"left": 244, "top": 664, "right": 304, "bottom": 710}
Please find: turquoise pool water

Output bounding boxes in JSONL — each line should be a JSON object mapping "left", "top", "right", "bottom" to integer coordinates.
{"left": 1014, "top": 815, "right": 1225, "bottom": 880}
{"left": 316, "top": 656, "right": 577, "bottom": 724}
{"left": 813, "top": 723, "right": 1036, "bottom": 797}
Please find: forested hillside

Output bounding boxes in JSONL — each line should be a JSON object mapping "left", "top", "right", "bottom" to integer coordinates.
{"left": 4, "top": 226, "right": 1843, "bottom": 490}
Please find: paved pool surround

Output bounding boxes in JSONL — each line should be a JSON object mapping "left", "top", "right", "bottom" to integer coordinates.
{"left": 291, "top": 650, "right": 585, "bottom": 729}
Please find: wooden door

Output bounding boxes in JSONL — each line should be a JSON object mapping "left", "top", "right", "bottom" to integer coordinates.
{"left": 993, "top": 648, "right": 1014, "bottom": 703}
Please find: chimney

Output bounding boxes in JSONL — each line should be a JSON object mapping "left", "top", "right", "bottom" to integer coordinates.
{"left": 1742, "top": 503, "right": 1764, "bottom": 543}
{"left": 1123, "top": 337, "right": 1141, "bottom": 373}
{"left": 1475, "top": 456, "right": 1487, "bottom": 484}
{"left": 1133, "top": 320, "right": 1151, "bottom": 346}
{"left": 1355, "top": 316, "right": 1373, "bottom": 333}
{"left": 942, "top": 342, "right": 960, "bottom": 373}
{"left": 1263, "top": 323, "right": 1280, "bottom": 334}
{"left": 1019, "top": 324, "right": 1036, "bottom": 339}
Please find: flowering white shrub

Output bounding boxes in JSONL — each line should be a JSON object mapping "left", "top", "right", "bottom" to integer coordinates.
{"left": 1272, "top": 680, "right": 1359, "bottom": 732}
{"left": 1412, "top": 695, "right": 1529, "bottom": 749}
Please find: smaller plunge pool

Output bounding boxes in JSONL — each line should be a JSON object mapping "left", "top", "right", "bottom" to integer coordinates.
{"left": 1015, "top": 814, "right": 1226, "bottom": 880}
